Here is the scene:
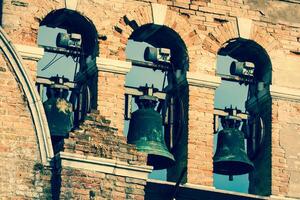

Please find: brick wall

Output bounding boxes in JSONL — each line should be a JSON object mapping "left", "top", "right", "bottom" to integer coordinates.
{"left": 63, "top": 111, "right": 147, "bottom": 165}
{"left": 58, "top": 167, "right": 146, "bottom": 199}
{"left": 97, "top": 72, "right": 127, "bottom": 134}
{"left": 271, "top": 99, "right": 300, "bottom": 198}
{"left": 56, "top": 111, "right": 148, "bottom": 199}
{"left": 187, "top": 86, "right": 215, "bottom": 186}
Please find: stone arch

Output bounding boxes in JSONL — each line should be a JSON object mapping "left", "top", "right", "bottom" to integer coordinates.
{"left": 108, "top": 5, "right": 203, "bottom": 72}
{"left": 0, "top": 27, "right": 53, "bottom": 164}
{"left": 201, "top": 20, "right": 282, "bottom": 84}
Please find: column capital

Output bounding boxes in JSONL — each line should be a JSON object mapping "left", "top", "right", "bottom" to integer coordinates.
{"left": 15, "top": 44, "right": 44, "bottom": 61}
{"left": 97, "top": 58, "right": 132, "bottom": 75}
{"left": 186, "top": 72, "right": 221, "bottom": 89}
{"left": 270, "top": 85, "right": 300, "bottom": 102}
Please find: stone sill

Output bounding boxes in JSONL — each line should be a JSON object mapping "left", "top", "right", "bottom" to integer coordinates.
{"left": 55, "top": 152, "right": 153, "bottom": 180}
{"left": 146, "top": 179, "right": 269, "bottom": 200}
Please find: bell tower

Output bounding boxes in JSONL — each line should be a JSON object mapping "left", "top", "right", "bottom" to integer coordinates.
{"left": 1, "top": 0, "right": 300, "bottom": 199}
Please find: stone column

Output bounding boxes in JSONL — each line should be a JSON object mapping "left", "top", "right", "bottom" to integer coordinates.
{"left": 167, "top": 72, "right": 221, "bottom": 187}
{"left": 247, "top": 85, "right": 300, "bottom": 198}
{"left": 96, "top": 58, "right": 132, "bottom": 134}
{"left": 269, "top": 86, "right": 300, "bottom": 199}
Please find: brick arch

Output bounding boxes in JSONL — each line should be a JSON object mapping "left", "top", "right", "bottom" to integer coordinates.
{"left": 107, "top": 5, "right": 203, "bottom": 71}
{"left": 202, "top": 21, "right": 280, "bottom": 56}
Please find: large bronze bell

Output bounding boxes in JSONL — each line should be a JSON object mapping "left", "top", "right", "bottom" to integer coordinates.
{"left": 127, "top": 95, "right": 175, "bottom": 170}
{"left": 213, "top": 108, "right": 254, "bottom": 178}
{"left": 43, "top": 76, "right": 73, "bottom": 138}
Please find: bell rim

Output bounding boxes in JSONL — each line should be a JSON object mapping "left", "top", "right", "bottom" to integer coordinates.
{"left": 136, "top": 146, "right": 175, "bottom": 161}
{"left": 213, "top": 160, "right": 254, "bottom": 175}
{"left": 134, "top": 142, "right": 175, "bottom": 170}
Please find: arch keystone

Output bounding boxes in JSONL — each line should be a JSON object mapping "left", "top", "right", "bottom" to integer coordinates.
{"left": 151, "top": 3, "right": 167, "bottom": 25}
{"left": 236, "top": 17, "right": 252, "bottom": 39}
{"left": 65, "top": 0, "right": 78, "bottom": 10}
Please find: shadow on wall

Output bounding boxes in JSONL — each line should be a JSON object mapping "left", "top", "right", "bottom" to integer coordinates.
{"left": 51, "top": 159, "right": 62, "bottom": 200}
{"left": 0, "top": 0, "right": 2, "bottom": 26}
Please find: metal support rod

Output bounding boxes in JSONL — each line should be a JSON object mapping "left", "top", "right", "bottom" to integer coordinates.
{"left": 128, "top": 59, "right": 171, "bottom": 71}
{"left": 125, "top": 86, "right": 166, "bottom": 100}
{"left": 41, "top": 45, "right": 81, "bottom": 57}
{"left": 39, "top": 84, "right": 44, "bottom": 102}
{"left": 214, "top": 108, "right": 248, "bottom": 120}
{"left": 36, "top": 76, "right": 76, "bottom": 89}
{"left": 169, "top": 97, "right": 174, "bottom": 149}
{"left": 170, "top": 167, "right": 187, "bottom": 200}
{"left": 124, "top": 94, "right": 132, "bottom": 120}
{"left": 217, "top": 73, "right": 254, "bottom": 84}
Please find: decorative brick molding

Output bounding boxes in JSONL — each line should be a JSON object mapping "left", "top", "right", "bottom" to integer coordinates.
{"left": 56, "top": 152, "right": 152, "bottom": 180}
{"left": 0, "top": 28, "right": 53, "bottom": 165}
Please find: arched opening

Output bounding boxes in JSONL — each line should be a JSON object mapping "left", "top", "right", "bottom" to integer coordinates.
{"left": 37, "top": 9, "right": 99, "bottom": 154}
{"left": 124, "top": 24, "right": 189, "bottom": 181}
{"left": 213, "top": 38, "right": 272, "bottom": 194}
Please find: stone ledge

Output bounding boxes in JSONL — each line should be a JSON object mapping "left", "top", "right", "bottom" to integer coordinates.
{"left": 56, "top": 152, "right": 153, "bottom": 180}
{"left": 270, "top": 85, "right": 300, "bottom": 102}
{"left": 186, "top": 72, "right": 221, "bottom": 89}
{"left": 97, "top": 57, "right": 132, "bottom": 75}
{"left": 269, "top": 195, "right": 298, "bottom": 200}
{"left": 146, "top": 179, "right": 268, "bottom": 200}
{"left": 14, "top": 44, "right": 44, "bottom": 61}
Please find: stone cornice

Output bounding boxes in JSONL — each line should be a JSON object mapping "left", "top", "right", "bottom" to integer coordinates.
{"left": 270, "top": 85, "right": 300, "bottom": 102}
{"left": 246, "top": 85, "right": 300, "bottom": 112}
{"left": 56, "top": 152, "right": 153, "bottom": 180}
{"left": 186, "top": 72, "right": 221, "bottom": 89}
{"left": 269, "top": 195, "right": 298, "bottom": 200}
{"left": 97, "top": 57, "right": 132, "bottom": 75}
{"left": 14, "top": 44, "right": 44, "bottom": 61}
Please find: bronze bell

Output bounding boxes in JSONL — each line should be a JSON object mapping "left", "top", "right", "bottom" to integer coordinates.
{"left": 213, "top": 108, "right": 254, "bottom": 179}
{"left": 43, "top": 76, "right": 73, "bottom": 138}
{"left": 127, "top": 94, "right": 175, "bottom": 170}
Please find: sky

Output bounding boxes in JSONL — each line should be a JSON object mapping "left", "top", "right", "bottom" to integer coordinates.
{"left": 38, "top": 26, "right": 250, "bottom": 194}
